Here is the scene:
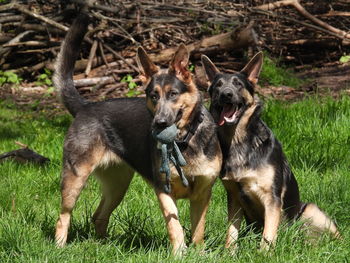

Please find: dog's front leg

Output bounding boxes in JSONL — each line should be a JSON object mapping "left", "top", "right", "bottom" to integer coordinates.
{"left": 260, "top": 202, "right": 282, "bottom": 251}
{"left": 156, "top": 191, "right": 186, "bottom": 255}
{"left": 222, "top": 181, "right": 243, "bottom": 251}
{"left": 189, "top": 189, "right": 211, "bottom": 246}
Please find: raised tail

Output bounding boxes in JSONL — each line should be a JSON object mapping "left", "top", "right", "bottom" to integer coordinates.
{"left": 53, "top": 13, "right": 89, "bottom": 117}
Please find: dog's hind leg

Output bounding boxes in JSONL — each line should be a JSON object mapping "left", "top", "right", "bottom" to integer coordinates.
{"left": 55, "top": 161, "right": 96, "bottom": 247}
{"left": 299, "top": 202, "right": 340, "bottom": 239}
{"left": 92, "top": 163, "right": 134, "bottom": 238}
{"left": 55, "top": 142, "right": 107, "bottom": 247}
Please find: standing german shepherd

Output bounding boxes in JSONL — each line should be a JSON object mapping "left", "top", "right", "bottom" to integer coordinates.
{"left": 201, "top": 53, "right": 340, "bottom": 250}
{"left": 53, "top": 13, "right": 222, "bottom": 254}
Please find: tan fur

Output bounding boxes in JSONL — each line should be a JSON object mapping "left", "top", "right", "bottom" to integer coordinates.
{"left": 222, "top": 181, "right": 244, "bottom": 251}
{"left": 189, "top": 184, "right": 211, "bottom": 245}
{"left": 300, "top": 203, "right": 340, "bottom": 238}
{"left": 93, "top": 162, "right": 134, "bottom": 237}
{"left": 146, "top": 98, "right": 155, "bottom": 113}
{"left": 173, "top": 89, "right": 200, "bottom": 130}
{"left": 261, "top": 204, "right": 281, "bottom": 250}
{"left": 156, "top": 191, "right": 186, "bottom": 255}
{"left": 158, "top": 150, "right": 221, "bottom": 249}
{"left": 223, "top": 164, "right": 281, "bottom": 250}
{"left": 97, "top": 150, "right": 123, "bottom": 168}
{"left": 56, "top": 142, "right": 125, "bottom": 247}
{"left": 162, "top": 152, "right": 221, "bottom": 200}
{"left": 146, "top": 84, "right": 163, "bottom": 114}
{"left": 234, "top": 103, "right": 257, "bottom": 143}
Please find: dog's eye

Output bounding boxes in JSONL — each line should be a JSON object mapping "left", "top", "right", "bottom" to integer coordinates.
{"left": 232, "top": 78, "right": 242, "bottom": 88}
{"left": 150, "top": 94, "right": 159, "bottom": 101}
{"left": 216, "top": 80, "right": 223, "bottom": 87}
{"left": 169, "top": 91, "right": 178, "bottom": 99}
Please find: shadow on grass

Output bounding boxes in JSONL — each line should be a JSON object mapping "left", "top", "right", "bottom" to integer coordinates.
{"left": 0, "top": 124, "right": 21, "bottom": 140}
{"left": 40, "top": 209, "right": 166, "bottom": 253}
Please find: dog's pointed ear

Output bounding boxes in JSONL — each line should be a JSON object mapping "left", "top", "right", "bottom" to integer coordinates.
{"left": 240, "top": 52, "right": 263, "bottom": 85}
{"left": 201, "top": 55, "right": 220, "bottom": 82}
{"left": 136, "top": 46, "right": 159, "bottom": 82}
{"left": 169, "top": 44, "right": 191, "bottom": 83}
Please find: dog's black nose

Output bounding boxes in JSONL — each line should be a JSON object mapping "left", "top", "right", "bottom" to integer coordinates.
{"left": 220, "top": 89, "right": 233, "bottom": 103}
{"left": 223, "top": 90, "right": 233, "bottom": 98}
{"left": 154, "top": 118, "right": 169, "bottom": 128}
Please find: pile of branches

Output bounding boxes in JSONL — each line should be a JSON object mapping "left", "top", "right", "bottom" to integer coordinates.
{"left": 0, "top": 0, "right": 349, "bottom": 101}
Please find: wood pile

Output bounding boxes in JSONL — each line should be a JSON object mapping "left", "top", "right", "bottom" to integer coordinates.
{"left": 0, "top": 0, "right": 349, "bottom": 101}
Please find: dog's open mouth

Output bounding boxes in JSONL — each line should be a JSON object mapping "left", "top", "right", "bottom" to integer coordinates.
{"left": 218, "top": 104, "right": 242, "bottom": 126}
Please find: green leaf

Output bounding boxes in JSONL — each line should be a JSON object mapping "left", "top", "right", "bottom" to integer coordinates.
{"left": 0, "top": 76, "right": 6, "bottom": 85}
{"left": 128, "top": 82, "right": 137, "bottom": 89}
{"left": 38, "top": 74, "right": 47, "bottom": 80}
{"left": 45, "top": 79, "right": 53, "bottom": 85}
{"left": 6, "top": 74, "right": 19, "bottom": 84}
{"left": 44, "top": 68, "right": 52, "bottom": 76}
{"left": 339, "top": 55, "right": 350, "bottom": 64}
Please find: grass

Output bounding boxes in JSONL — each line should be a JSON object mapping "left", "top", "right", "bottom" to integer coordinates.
{"left": 0, "top": 96, "right": 349, "bottom": 262}
{"left": 260, "top": 55, "right": 304, "bottom": 88}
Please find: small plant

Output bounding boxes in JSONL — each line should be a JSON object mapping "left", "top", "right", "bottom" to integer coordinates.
{"left": 121, "top": 74, "right": 140, "bottom": 97}
{"left": 0, "top": 71, "right": 22, "bottom": 86}
{"left": 200, "top": 22, "right": 224, "bottom": 35}
{"left": 36, "top": 68, "right": 55, "bottom": 95}
{"left": 36, "top": 68, "right": 53, "bottom": 86}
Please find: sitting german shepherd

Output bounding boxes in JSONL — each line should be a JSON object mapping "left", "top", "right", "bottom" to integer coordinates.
{"left": 201, "top": 53, "right": 340, "bottom": 250}
{"left": 53, "top": 13, "right": 222, "bottom": 254}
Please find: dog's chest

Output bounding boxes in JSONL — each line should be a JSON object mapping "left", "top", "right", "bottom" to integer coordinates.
{"left": 223, "top": 143, "right": 250, "bottom": 171}
{"left": 161, "top": 149, "right": 221, "bottom": 199}
{"left": 223, "top": 164, "right": 275, "bottom": 196}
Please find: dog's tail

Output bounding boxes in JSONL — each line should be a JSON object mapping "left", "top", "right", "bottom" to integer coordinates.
{"left": 53, "top": 13, "right": 89, "bottom": 117}
{"left": 299, "top": 202, "right": 341, "bottom": 239}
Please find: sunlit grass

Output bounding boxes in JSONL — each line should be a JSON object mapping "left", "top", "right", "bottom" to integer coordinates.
{"left": 0, "top": 96, "right": 349, "bottom": 262}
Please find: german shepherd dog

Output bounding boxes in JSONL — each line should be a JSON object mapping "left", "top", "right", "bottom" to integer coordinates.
{"left": 201, "top": 53, "right": 340, "bottom": 250}
{"left": 53, "top": 13, "right": 222, "bottom": 254}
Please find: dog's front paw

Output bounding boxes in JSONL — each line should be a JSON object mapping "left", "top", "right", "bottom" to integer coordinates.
{"left": 259, "top": 237, "right": 274, "bottom": 254}
{"left": 172, "top": 242, "right": 187, "bottom": 257}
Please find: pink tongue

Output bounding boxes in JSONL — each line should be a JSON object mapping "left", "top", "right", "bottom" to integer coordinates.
{"left": 218, "top": 105, "right": 235, "bottom": 126}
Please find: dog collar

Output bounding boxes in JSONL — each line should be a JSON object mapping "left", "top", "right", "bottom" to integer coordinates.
{"left": 176, "top": 106, "right": 204, "bottom": 151}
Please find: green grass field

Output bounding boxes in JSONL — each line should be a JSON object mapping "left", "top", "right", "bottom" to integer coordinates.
{"left": 0, "top": 96, "right": 349, "bottom": 262}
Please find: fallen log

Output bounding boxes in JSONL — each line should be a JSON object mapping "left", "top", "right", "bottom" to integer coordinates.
{"left": 74, "top": 76, "right": 115, "bottom": 87}
{"left": 285, "top": 38, "right": 349, "bottom": 48}
{"left": 0, "top": 147, "right": 49, "bottom": 165}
